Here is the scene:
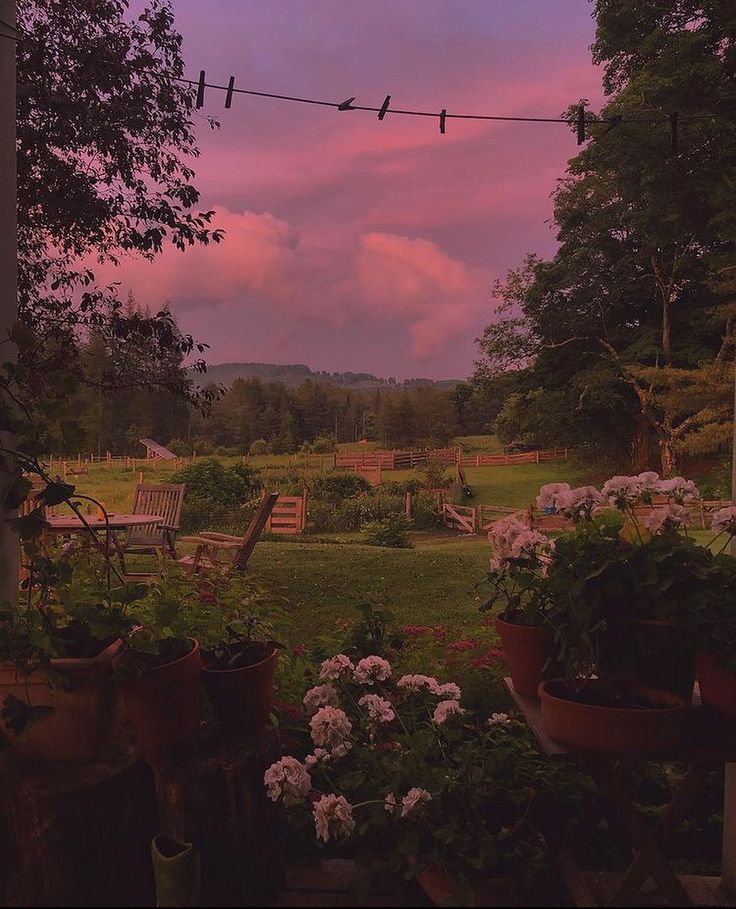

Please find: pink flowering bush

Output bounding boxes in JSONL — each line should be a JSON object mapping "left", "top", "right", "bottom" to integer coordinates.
{"left": 264, "top": 651, "right": 584, "bottom": 890}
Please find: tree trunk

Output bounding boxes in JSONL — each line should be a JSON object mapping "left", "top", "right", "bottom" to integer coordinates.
{"left": 662, "top": 295, "right": 672, "bottom": 364}
{"left": 659, "top": 435, "right": 677, "bottom": 478}
{"left": 631, "top": 411, "right": 653, "bottom": 473}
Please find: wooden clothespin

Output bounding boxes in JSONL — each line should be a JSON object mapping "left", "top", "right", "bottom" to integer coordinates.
{"left": 378, "top": 94, "right": 391, "bottom": 121}
{"left": 337, "top": 97, "right": 356, "bottom": 111}
{"left": 670, "top": 111, "right": 679, "bottom": 154}
{"left": 195, "top": 70, "right": 206, "bottom": 109}
{"left": 576, "top": 104, "right": 585, "bottom": 145}
{"left": 439, "top": 108, "right": 447, "bottom": 134}
{"left": 225, "top": 76, "right": 235, "bottom": 109}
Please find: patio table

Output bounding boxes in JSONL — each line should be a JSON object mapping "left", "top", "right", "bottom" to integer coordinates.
{"left": 44, "top": 513, "right": 163, "bottom": 573}
{"left": 505, "top": 677, "right": 735, "bottom": 907}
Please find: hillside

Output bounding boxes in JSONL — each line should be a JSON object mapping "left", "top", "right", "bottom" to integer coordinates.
{"left": 197, "top": 362, "right": 462, "bottom": 390}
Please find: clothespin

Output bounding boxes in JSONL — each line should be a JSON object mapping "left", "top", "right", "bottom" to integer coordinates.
{"left": 337, "top": 97, "right": 356, "bottom": 111}
{"left": 225, "top": 76, "right": 235, "bottom": 109}
{"left": 439, "top": 108, "right": 447, "bottom": 134}
{"left": 576, "top": 104, "right": 585, "bottom": 145}
{"left": 670, "top": 111, "right": 679, "bottom": 154}
{"left": 195, "top": 70, "right": 206, "bottom": 109}
{"left": 378, "top": 94, "right": 391, "bottom": 121}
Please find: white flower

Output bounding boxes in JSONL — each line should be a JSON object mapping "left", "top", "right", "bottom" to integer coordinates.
{"left": 488, "top": 712, "right": 511, "bottom": 726}
{"left": 353, "top": 655, "right": 392, "bottom": 685}
{"left": 358, "top": 693, "right": 396, "bottom": 723}
{"left": 488, "top": 516, "right": 552, "bottom": 570}
{"left": 302, "top": 684, "right": 338, "bottom": 715}
{"left": 602, "top": 475, "right": 643, "bottom": 507}
{"left": 432, "top": 699, "right": 465, "bottom": 725}
{"left": 711, "top": 505, "right": 736, "bottom": 534}
{"left": 643, "top": 503, "right": 690, "bottom": 534}
{"left": 309, "top": 706, "right": 353, "bottom": 754}
{"left": 304, "top": 748, "right": 331, "bottom": 768}
{"left": 555, "top": 486, "right": 604, "bottom": 520}
{"left": 431, "top": 681, "right": 462, "bottom": 700}
{"left": 400, "top": 787, "right": 432, "bottom": 818}
{"left": 657, "top": 476, "right": 699, "bottom": 504}
{"left": 313, "top": 794, "right": 355, "bottom": 842}
{"left": 264, "top": 757, "right": 311, "bottom": 806}
{"left": 384, "top": 793, "right": 397, "bottom": 814}
{"left": 637, "top": 472, "right": 661, "bottom": 496}
{"left": 318, "top": 654, "right": 355, "bottom": 681}
{"left": 397, "top": 673, "right": 439, "bottom": 692}
{"left": 535, "top": 482, "right": 571, "bottom": 512}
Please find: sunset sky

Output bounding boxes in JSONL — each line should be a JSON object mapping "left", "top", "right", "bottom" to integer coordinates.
{"left": 110, "top": 0, "right": 605, "bottom": 379}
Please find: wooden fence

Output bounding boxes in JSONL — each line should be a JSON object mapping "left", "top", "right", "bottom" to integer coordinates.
{"left": 458, "top": 448, "right": 569, "bottom": 467}
{"left": 334, "top": 448, "right": 455, "bottom": 470}
{"left": 265, "top": 493, "right": 307, "bottom": 534}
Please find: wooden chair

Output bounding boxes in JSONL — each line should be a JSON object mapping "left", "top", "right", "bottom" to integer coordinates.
{"left": 122, "top": 483, "right": 186, "bottom": 567}
{"left": 178, "top": 492, "right": 279, "bottom": 575}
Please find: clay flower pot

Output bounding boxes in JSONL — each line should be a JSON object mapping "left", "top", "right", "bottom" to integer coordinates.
{"left": 202, "top": 647, "right": 278, "bottom": 735}
{"left": 417, "top": 868, "right": 516, "bottom": 907}
{"left": 496, "top": 616, "right": 556, "bottom": 697}
{"left": 696, "top": 652, "right": 736, "bottom": 721}
{"left": 0, "top": 638, "right": 122, "bottom": 761}
{"left": 539, "top": 679, "right": 688, "bottom": 755}
{"left": 117, "top": 638, "right": 202, "bottom": 761}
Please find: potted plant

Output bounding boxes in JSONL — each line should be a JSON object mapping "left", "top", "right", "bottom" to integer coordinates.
{"left": 201, "top": 614, "right": 282, "bottom": 736}
{"left": 483, "top": 512, "right": 557, "bottom": 696}
{"left": 0, "top": 546, "right": 137, "bottom": 761}
{"left": 689, "top": 505, "right": 736, "bottom": 720}
{"left": 263, "top": 651, "right": 586, "bottom": 905}
{"left": 531, "top": 473, "right": 736, "bottom": 753}
{"left": 115, "top": 564, "right": 204, "bottom": 761}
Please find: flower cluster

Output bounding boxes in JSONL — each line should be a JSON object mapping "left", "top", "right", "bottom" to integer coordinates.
{"left": 353, "top": 655, "right": 392, "bottom": 685}
{"left": 319, "top": 654, "right": 355, "bottom": 681}
{"left": 309, "top": 705, "right": 353, "bottom": 757}
{"left": 487, "top": 515, "right": 553, "bottom": 571}
{"left": 313, "top": 794, "right": 355, "bottom": 842}
{"left": 264, "top": 756, "right": 312, "bottom": 806}
{"left": 302, "top": 683, "right": 338, "bottom": 715}
{"left": 643, "top": 502, "right": 690, "bottom": 535}
{"left": 712, "top": 505, "right": 736, "bottom": 535}
{"left": 358, "top": 693, "right": 395, "bottom": 723}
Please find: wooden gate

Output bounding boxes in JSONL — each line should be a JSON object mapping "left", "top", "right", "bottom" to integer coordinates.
{"left": 442, "top": 503, "right": 477, "bottom": 534}
{"left": 265, "top": 494, "right": 306, "bottom": 534}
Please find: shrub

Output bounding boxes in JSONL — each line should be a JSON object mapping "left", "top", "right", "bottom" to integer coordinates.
{"left": 309, "top": 471, "right": 372, "bottom": 503}
{"left": 364, "top": 516, "right": 413, "bottom": 548}
{"left": 311, "top": 436, "right": 336, "bottom": 454}
{"left": 381, "top": 478, "right": 422, "bottom": 495}
{"left": 411, "top": 492, "right": 443, "bottom": 529}
{"left": 171, "top": 458, "right": 262, "bottom": 532}
{"left": 417, "top": 461, "right": 452, "bottom": 490}
{"left": 249, "top": 439, "right": 271, "bottom": 456}
{"left": 167, "top": 438, "right": 192, "bottom": 456}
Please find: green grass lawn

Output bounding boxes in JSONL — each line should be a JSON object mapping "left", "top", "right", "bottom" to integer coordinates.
{"left": 249, "top": 535, "right": 491, "bottom": 644}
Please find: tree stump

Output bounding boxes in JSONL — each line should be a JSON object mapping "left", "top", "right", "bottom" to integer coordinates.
{"left": 0, "top": 737, "right": 158, "bottom": 907}
{"left": 153, "top": 727, "right": 285, "bottom": 907}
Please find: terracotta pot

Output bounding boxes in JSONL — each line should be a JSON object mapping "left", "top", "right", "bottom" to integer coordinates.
{"left": 696, "top": 652, "right": 736, "bottom": 720}
{"left": 0, "top": 638, "right": 122, "bottom": 761}
{"left": 539, "top": 679, "right": 688, "bottom": 755}
{"left": 601, "top": 617, "right": 695, "bottom": 700}
{"left": 417, "top": 868, "right": 516, "bottom": 907}
{"left": 496, "top": 616, "right": 556, "bottom": 697}
{"left": 202, "top": 647, "right": 278, "bottom": 736}
{"left": 117, "top": 639, "right": 202, "bottom": 761}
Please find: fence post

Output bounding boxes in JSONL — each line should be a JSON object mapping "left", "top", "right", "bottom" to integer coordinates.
{"left": 472, "top": 507, "right": 478, "bottom": 534}
{"left": 536, "top": 450, "right": 540, "bottom": 463}
{"left": 404, "top": 491, "right": 412, "bottom": 520}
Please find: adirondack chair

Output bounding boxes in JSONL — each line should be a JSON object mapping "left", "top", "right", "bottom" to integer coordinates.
{"left": 121, "top": 483, "right": 186, "bottom": 569}
{"left": 178, "top": 492, "right": 278, "bottom": 575}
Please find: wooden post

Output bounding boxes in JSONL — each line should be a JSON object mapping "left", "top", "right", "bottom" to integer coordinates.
{"left": 404, "top": 491, "right": 412, "bottom": 520}
{"left": 138, "top": 471, "right": 143, "bottom": 485}
{"left": 536, "top": 449, "right": 540, "bottom": 463}
{"left": 0, "top": 0, "right": 18, "bottom": 606}
{"left": 527, "top": 503, "right": 534, "bottom": 530}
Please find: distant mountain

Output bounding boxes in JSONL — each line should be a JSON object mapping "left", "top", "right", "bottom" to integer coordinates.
{"left": 195, "top": 362, "right": 463, "bottom": 390}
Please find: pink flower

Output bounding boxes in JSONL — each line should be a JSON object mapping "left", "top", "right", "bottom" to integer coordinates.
{"left": 353, "top": 656, "right": 392, "bottom": 685}
{"left": 358, "top": 694, "right": 395, "bottom": 723}
{"left": 554, "top": 486, "right": 604, "bottom": 520}
{"left": 447, "top": 639, "right": 478, "bottom": 652}
{"left": 602, "top": 475, "right": 643, "bottom": 507}
{"left": 400, "top": 787, "right": 433, "bottom": 817}
{"left": 432, "top": 699, "right": 465, "bottom": 725}
{"left": 403, "top": 624, "right": 433, "bottom": 636}
{"left": 471, "top": 649, "right": 503, "bottom": 669}
{"left": 384, "top": 793, "right": 397, "bottom": 813}
{"left": 304, "top": 748, "right": 331, "bottom": 768}
{"left": 318, "top": 654, "right": 355, "bottom": 681}
{"left": 657, "top": 476, "right": 699, "bottom": 504}
{"left": 397, "top": 674, "right": 439, "bottom": 692}
{"left": 431, "top": 681, "right": 462, "bottom": 700}
{"left": 313, "top": 794, "right": 355, "bottom": 842}
{"left": 643, "top": 503, "right": 690, "bottom": 534}
{"left": 712, "top": 505, "right": 736, "bottom": 534}
{"left": 303, "top": 684, "right": 338, "bottom": 715}
{"left": 488, "top": 712, "right": 511, "bottom": 726}
{"left": 309, "top": 706, "right": 353, "bottom": 754}
{"left": 291, "top": 644, "right": 308, "bottom": 657}
{"left": 264, "top": 757, "right": 311, "bottom": 806}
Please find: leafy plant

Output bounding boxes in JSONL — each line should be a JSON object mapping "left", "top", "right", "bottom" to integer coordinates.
{"left": 171, "top": 458, "right": 261, "bottom": 531}
{"left": 363, "top": 516, "right": 413, "bottom": 549}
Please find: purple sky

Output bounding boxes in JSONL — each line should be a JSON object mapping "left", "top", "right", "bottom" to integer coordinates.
{"left": 108, "top": 0, "right": 604, "bottom": 379}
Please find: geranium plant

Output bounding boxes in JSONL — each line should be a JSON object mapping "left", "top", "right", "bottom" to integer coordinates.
{"left": 264, "top": 652, "right": 584, "bottom": 897}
